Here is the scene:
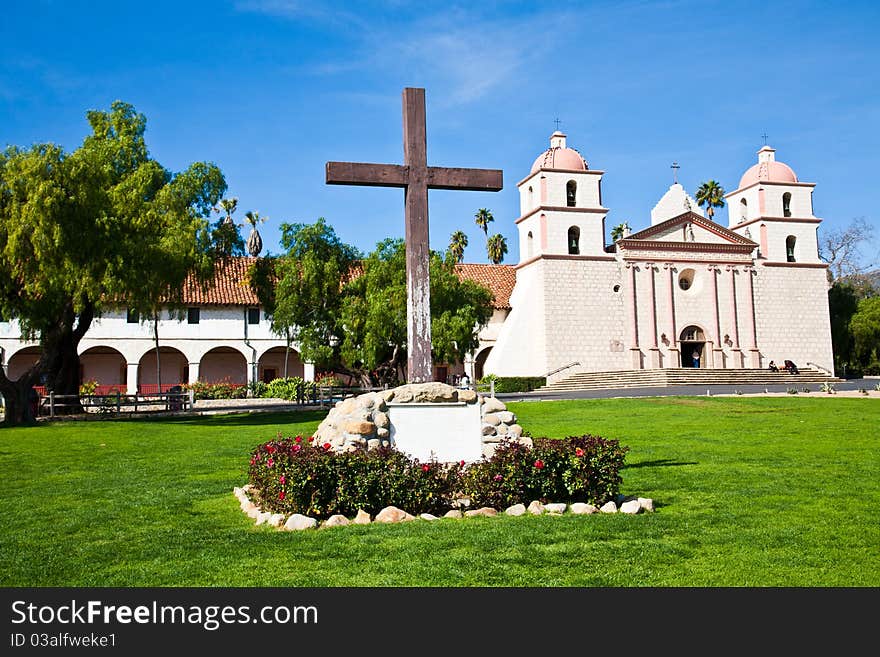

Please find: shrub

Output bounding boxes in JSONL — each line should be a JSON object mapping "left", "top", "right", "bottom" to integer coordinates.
{"left": 821, "top": 381, "right": 837, "bottom": 394}
{"left": 79, "top": 380, "right": 98, "bottom": 396}
{"left": 183, "top": 379, "right": 247, "bottom": 400}
{"left": 248, "top": 435, "right": 463, "bottom": 518}
{"left": 262, "top": 377, "right": 316, "bottom": 401}
{"left": 248, "top": 380, "right": 268, "bottom": 398}
{"left": 462, "top": 436, "right": 629, "bottom": 508}
{"left": 477, "top": 375, "right": 546, "bottom": 393}
{"left": 787, "top": 388, "right": 798, "bottom": 395}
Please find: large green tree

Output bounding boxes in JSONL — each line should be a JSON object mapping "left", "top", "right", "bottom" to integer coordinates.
{"left": 0, "top": 101, "right": 225, "bottom": 425}
{"left": 253, "top": 220, "right": 494, "bottom": 387}
{"left": 850, "top": 296, "right": 880, "bottom": 372}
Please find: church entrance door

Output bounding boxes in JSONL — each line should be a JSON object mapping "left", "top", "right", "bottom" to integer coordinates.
{"left": 679, "top": 326, "right": 706, "bottom": 368}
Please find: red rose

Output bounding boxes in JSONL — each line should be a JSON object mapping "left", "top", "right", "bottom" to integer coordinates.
{"left": 460, "top": 460, "right": 465, "bottom": 467}
{"left": 267, "top": 445, "right": 276, "bottom": 454}
{"left": 534, "top": 459, "right": 544, "bottom": 469}
{"left": 323, "top": 443, "right": 331, "bottom": 450}
{"left": 292, "top": 444, "right": 302, "bottom": 453}
{"left": 575, "top": 448, "right": 584, "bottom": 457}
{"left": 278, "top": 491, "right": 285, "bottom": 500}
{"left": 422, "top": 464, "right": 430, "bottom": 472}
{"left": 295, "top": 435, "right": 302, "bottom": 443}
{"left": 267, "top": 458, "right": 274, "bottom": 468}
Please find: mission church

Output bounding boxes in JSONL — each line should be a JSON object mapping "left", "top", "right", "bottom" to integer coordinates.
{"left": 0, "top": 131, "right": 834, "bottom": 392}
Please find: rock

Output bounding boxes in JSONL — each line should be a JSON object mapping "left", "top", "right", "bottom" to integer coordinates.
{"left": 343, "top": 420, "right": 376, "bottom": 435}
{"left": 453, "top": 497, "right": 471, "bottom": 508}
{"left": 506, "top": 424, "right": 524, "bottom": 438}
{"left": 419, "top": 513, "right": 439, "bottom": 521}
{"left": 544, "top": 503, "right": 567, "bottom": 514}
{"left": 246, "top": 505, "right": 261, "bottom": 519}
{"left": 616, "top": 493, "right": 635, "bottom": 505}
{"left": 505, "top": 503, "right": 527, "bottom": 516}
{"left": 268, "top": 514, "right": 286, "bottom": 528}
{"left": 495, "top": 423, "right": 508, "bottom": 435}
{"left": 283, "top": 514, "right": 318, "bottom": 531}
{"left": 255, "top": 511, "right": 272, "bottom": 525}
{"left": 367, "top": 438, "right": 381, "bottom": 450}
{"left": 465, "top": 507, "right": 498, "bottom": 517}
{"left": 481, "top": 444, "right": 497, "bottom": 458}
{"left": 527, "top": 500, "right": 544, "bottom": 515}
{"left": 242, "top": 484, "right": 254, "bottom": 493}
{"left": 514, "top": 436, "right": 532, "bottom": 448}
{"left": 600, "top": 501, "right": 618, "bottom": 514}
{"left": 497, "top": 411, "right": 515, "bottom": 423}
{"left": 569, "top": 503, "right": 598, "bottom": 515}
{"left": 482, "top": 413, "right": 502, "bottom": 426}
{"left": 481, "top": 396, "right": 506, "bottom": 413}
{"left": 233, "top": 486, "right": 244, "bottom": 497}
{"left": 620, "top": 500, "right": 642, "bottom": 514}
{"left": 373, "top": 411, "right": 390, "bottom": 429}
{"left": 322, "top": 514, "right": 350, "bottom": 528}
{"left": 353, "top": 509, "right": 372, "bottom": 525}
{"left": 394, "top": 388, "right": 413, "bottom": 403}
{"left": 374, "top": 506, "right": 415, "bottom": 523}
{"left": 443, "top": 510, "right": 463, "bottom": 519}
{"left": 638, "top": 497, "right": 655, "bottom": 513}
{"left": 382, "top": 389, "right": 396, "bottom": 402}
{"left": 481, "top": 424, "right": 498, "bottom": 436}
{"left": 458, "top": 389, "right": 477, "bottom": 403}
{"left": 376, "top": 427, "right": 390, "bottom": 440}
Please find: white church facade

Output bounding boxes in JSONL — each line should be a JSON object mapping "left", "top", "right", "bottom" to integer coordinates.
{"left": 0, "top": 132, "right": 834, "bottom": 392}
{"left": 479, "top": 132, "right": 834, "bottom": 383}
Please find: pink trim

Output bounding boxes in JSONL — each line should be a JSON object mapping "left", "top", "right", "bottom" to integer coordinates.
{"left": 665, "top": 264, "right": 676, "bottom": 350}
{"left": 514, "top": 253, "right": 617, "bottom": 270}
{"left": 623, "top": 255, "right": 753, "bottom": 265}
{"left": 539, "top": 213, "right": 547, "bottom": 250}
{"left": 628, "top": 264, "right": 640, "bottom": 349}
{"left": 540, "top": 176, "right": 547, "bottom": 205}
{"left": 758, "top": 187, "right": 765, "bottom": 215}
{"left": 760, "top": 262, "right": 828, "bottom": 268}
{"left": 759, "top": 223, "right": 768, "bottom": 259}
{"left": 516, "top": 169, "right": 604, "bottom": 187}
{"left": 727, "top": 266, "right": 740, "bottom": 349}
{"left": 648, "top": 264, "right": 658, "bottom": 349}
{"left": 744, "top": 267, "right": 758, "bottom": 349}
{"left": 733, "top": 216, "right": 821, "bottom": 231}
{"left": 723, "top": 180, "right": 815, "bottom": 198}
{"left": 709, "top": 265, "right": 722, "bottom": 348}
{"left": 515, "top": 205, "right": 607, "bottom": 225}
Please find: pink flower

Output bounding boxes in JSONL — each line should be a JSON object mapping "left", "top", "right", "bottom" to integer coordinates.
{"left": 267, "top": 445, "right": 276, "bottom": 454}
{"left": 534, "top": 459, "right": 545, "bottom": 469}
{"left": 249, "top": 457, "right": 255, "bottom": 465}
{"left": 460, "top": 460, "right": 465, "bottom": 467}
{"left": 493, "top": 474, "right": 503, "bottom": 482}
{"left": 422, "top": 464, "right": 430, "bottom": 472}
{"left": 293, "top": 444, "right": 302, "bottom": 452}
{"left": 267, "top": 458, "right": 274, "bottom": 468}
{"left": 295, "top": 435, "right": 302, "bottom": 443}
{"left": 575, "top": 448, "right": 584, "bottom": 457}
{"left": 323, "top": 443, "right": 331, "bottom": 451}
{"left": 279, "top": 475, "right": 286, "bottom": 485}
{"left": 278, "top": 491, "right": 285, "bottom": 500}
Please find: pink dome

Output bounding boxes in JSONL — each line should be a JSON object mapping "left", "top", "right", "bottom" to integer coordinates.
{"left": 737, "top": 146, "right": 798, "bottom": 189}
{"left": 530, "top": 131, "right": 588, "bottom": 173}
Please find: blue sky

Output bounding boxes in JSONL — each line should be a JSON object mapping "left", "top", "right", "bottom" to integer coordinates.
{"left": 2, "top": 0, "right": 878, "bottom": 265}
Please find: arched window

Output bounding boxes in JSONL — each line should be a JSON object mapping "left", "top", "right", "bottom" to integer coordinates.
{"left": 566, "top": 180, "right": 577, "bottom": 207}
{"left": 786, "top": 235, "right": 797, "bottom": 262}
{"left": 739, "top": 198, "right": 748, "bottom": 222}
{"left": 527, "top": 231, "right": 534, "bottom": 257}
{"left": 567, "top": 226, "right": 580, "bottom": 255}
{"left": 782, "top": 192, "right": 792, "bottom": 217}
{"left": 528, "top": 186, "right": 533, "bottom": 207}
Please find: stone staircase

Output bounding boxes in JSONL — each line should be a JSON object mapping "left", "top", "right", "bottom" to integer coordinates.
{"left": 535, "top": 367, "right": 840, "bottom": 392}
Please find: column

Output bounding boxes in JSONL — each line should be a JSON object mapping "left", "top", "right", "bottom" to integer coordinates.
{"left": 726, "top": 265, "right": 742, "bottom": 368}
{"left": 303, "top": 362, "right": 315, "bottom": 382}
{"left": 626, "top": 262, "right": 642, "bottom": 369}
{"left": 188, "top": 362, "right": 200, "bottom": 385}
{"left": 744, "top": 266, "right": 761, "bottom": 367}
{"left": 126, "top": 362, "right": 139, "bottom": 395}
{"left": 708, "top": 265, "right": 723, "bottom": 368}
{"left": 647, "top": 263, "right": 661, "bottom": 369}
{"left": 663, "top": 263, "right": 679, "bottom": 367}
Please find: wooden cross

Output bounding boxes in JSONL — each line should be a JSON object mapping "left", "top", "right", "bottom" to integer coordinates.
{"left": 326, "top": 87, "right": 503, "bottom": 383}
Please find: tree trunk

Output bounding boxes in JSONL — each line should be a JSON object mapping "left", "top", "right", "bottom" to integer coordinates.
{"left": 41, "top": 299, "right": 94, "bottom": 415}
{"left": 0, "top": 377, "right": 35, "bottom": 426}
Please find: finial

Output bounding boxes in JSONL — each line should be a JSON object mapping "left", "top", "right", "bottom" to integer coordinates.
{"left": 553, "top": 117, "right": 561, "bottom": 131}
{"left": 762, "top": 132, "right": 769, "bottom": 146}
{"left": 671, "top": 162, "right": 680, "bottom": 184}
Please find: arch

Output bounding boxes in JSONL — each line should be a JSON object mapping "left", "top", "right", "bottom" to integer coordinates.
{"left": 739, "top": 198, "right": 748, "bottom": 222}
{"left": 526, "top": 230, "right": 534, "bottom": 258}
{"left": 782, "top": 192, "right": 792, "bottom": 217}
{"left": 258, "top": 346, "right": 304, "bottom": 382}
{"left": 678, "top": 325, "right": 706, "bottom": 369}
{"left": 473, "top": 346, "right": 493, "bottom": 381}
{"left": 80, "top": 346, "right": 126, "bottom": 392}
{"left": 200, "top": 347, "right": 247, "bottom": 385}
{"left": 527, "top": 185, "right": 534, "bottom": 207}
{"left": 567, "top": 226, "right": 580, "bottom": 255}
{"left": 786, "top": 235, "right": 797, "bottom": 262}
{"left": 138, "top": 346, "right": 188, "bottom": 393}
{"left": 566, "top": 180, "right": 577, "bottom": 207}
{"left": 6, "top": 346, "right": 42, "bottom": 381}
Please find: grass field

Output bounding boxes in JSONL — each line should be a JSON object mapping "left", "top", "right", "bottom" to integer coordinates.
{"left": 1, "top": 396, "right": 877, "bottom": 587}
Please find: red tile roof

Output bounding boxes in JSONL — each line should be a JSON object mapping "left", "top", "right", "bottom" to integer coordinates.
{"left": 182, "top": 257, "right": 515, "bottom": 310}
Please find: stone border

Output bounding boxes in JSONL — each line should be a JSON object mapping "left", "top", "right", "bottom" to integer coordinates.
{"left": 234, "top": 485, "right": 655, "bottom": 531}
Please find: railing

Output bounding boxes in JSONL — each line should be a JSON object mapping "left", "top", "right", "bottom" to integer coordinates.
{"left": 38, "top": 390, "right": 194, "bottom": 417}
{"left": 546, "top": 361, "right": 581, "bottom": 378}
{"left": 805, "top": 362, "right": 833, "bottom": 377}
{"left": 137, "top": 383, "right": 184, "bottom": 395}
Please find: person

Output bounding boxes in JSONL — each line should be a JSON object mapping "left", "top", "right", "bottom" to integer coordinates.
{"left": 459, "top": 374, "right": 470, "bottom": 389}
{"left": 769, "top": 360, "right": 779, "bottom": 372}
{"left": 692, "top": 349, "right": 700, "bottom": 368}
{"left": 783, "top": 360, "right": 799, "bottom": 374}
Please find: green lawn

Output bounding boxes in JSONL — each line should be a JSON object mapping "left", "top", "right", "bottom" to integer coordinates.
{"left": 1, "top": 397, "right": 878, "bottom": 587}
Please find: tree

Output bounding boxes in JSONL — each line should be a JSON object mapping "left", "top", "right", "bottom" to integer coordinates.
{"left": 611, "top": 222, "right": 631, "bottom": 242}
{"left": 820, "top": 217, "right": 877, "bottom": 284}
{"left": 474, "top": 208, "right": 494, "bottom": 237}
{"left": 695, "top": 180, "right": 726, "bottom": 221}
{"left": 448, "top": 230, "right": 468, "bottom": 263}
{"left": 210, "top": 197, "right": 245, "bottom": 257}
{"left": 486, "top": 233, "right": 508, "bottom": 264}
{"left": 244, "top": 210, "right": 266, "bottom": 257}
{"left": 850, "top": 296, "right": 880, "bottom": 372}
{"left": 0, "top": 101, "right": 225, "bottom": 425}
{"left": 254, "top": 220, "right": 494, "bottom": 387}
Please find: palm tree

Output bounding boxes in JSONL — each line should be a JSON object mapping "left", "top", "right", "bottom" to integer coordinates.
{"left": 487, "top": 233, "right": 508, "bottom": 264}
{"left": 244, "top": 210, "right": 265, "bottom": 257}
{"left": 448, "top": 230, "right": 468, "bottom": 263}
{"left": 217, "top": 197, "right": 238, "bottom": 225}
{"left": 695, "top": 180, "right": 726, "bottom": 221}
{"left": 474, "top": 208, "right": 494, "bottom": 237}
{"left": 611, "top": 222, "right": 631, "bottom": 242}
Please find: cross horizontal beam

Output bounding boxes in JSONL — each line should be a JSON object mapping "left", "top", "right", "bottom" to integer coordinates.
{"left": 326, "top": 162, "right": 503, "bottom": 191}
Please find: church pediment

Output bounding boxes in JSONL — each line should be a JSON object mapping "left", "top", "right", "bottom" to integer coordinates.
{"left": 620, "top": 212, "right": 756, "bottom": 252}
